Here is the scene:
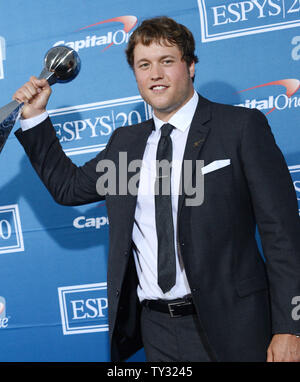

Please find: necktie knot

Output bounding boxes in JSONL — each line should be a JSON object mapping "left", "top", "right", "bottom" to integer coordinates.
{"left": 160, "top": 123, "right": 174, "bottom": 138}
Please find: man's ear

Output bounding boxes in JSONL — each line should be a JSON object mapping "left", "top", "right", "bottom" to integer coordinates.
{"left": 189, "top": 61, "right": 195, "bottom": 80}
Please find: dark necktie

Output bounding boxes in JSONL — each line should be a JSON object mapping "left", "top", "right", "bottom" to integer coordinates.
{"left": 155, "top": 123, "right": 176, "bottom": 293}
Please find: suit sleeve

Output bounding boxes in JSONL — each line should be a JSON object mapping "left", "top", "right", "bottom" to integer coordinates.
{"left": 240, "top": 108, "right": 300, "bottom": 334}
{"left": 15, "top": 116, "right": 117, "bottom": 206}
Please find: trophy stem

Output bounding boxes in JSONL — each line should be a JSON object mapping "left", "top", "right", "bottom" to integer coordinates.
{"left": 38, "top": 68, "right": 57, "bottom": 86}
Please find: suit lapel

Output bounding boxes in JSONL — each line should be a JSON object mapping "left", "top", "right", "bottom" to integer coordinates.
{"left": 121, "top": 119, "right": 154, "bottom": 232}
{"left": 127, "top": 119, "right": 154, "bottom": 163}
{"left": 177, "top": 95, "right": 212, "bottom": 218}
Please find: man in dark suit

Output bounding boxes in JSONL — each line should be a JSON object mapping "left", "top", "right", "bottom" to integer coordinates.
{"left": 13, "top": 17, "right": 300, "bottom": 362}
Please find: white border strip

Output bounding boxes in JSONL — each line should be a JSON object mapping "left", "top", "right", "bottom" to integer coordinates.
{"left": 289, "top": 164, "right": 300, "bottom": 173}
{"left": 48, "top": 96, "right": 146, "bottom": 117}
{"left": 0, "top": 45, "right": 3, "bottom": 80}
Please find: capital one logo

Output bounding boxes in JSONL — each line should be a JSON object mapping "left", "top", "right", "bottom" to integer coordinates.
{"left": 0, "top": 204, "right": 24, "bottom": 254}
{"left": 53, "top": 15, "right": 137, "bottom": 52}
{"left": 58, "top": 283, "right": 108, "bottom": 335}
{"left": 0, "top": 296, "right": 9, "bottom": 328}
{"left": 73, "top": 215, "right": 109, "bottom": 230}
{"left": 197, "top": 0, "right": 300, "bottom": 42}
{"left": 236, "top": 78, "right": 300, "bottom": 114}
{"left": 0, "top": 36, "right": 6, "bottom": 80}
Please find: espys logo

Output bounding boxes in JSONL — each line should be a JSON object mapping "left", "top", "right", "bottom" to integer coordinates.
{"left": 197, "top": 0, "right": 300, "bottom": 42}
{"left": 289, "top": 164, "right": 300, "bottom": 215}
{"left": 0, "top": 204, "right": 24, "bottom": 254}
{"left": 53, "top": 15, "right": 137, "bottom": 52}
{"left": 236, "top": 78, "right": 300, "bottom": 114}
{"left": 0, "top": 296, "right": 9, "bottom": 328}
{"left": 49, "top": 95, "right": 151, "bottom": 157}
{"left": 58, "top": 283, "right": 108, "bottom": 335}
{"left": 0, "top": 36, "right": 6, "bottom": 80}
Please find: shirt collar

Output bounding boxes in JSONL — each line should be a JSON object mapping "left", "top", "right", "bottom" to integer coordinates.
{"left": 153, "top": 91, "right": 199, "bottom": 132}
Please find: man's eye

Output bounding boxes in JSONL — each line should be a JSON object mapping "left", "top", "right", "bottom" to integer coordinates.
{"left": 139, "top": 63, "right": 149, "bottom": 69}
{"left": 163, "top": 59, "right": 173, "bottom": 65}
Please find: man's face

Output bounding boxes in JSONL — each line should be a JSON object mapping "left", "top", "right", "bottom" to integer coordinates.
{"left": 133, "top": 41, "right": 195, "bottom": 121}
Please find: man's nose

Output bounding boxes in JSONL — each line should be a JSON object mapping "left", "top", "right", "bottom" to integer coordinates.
{"left": 150, "top": 64, "right": 164, "bottom": 80}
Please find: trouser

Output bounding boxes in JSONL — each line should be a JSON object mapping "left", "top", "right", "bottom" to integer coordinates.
{"left": 140, "top": 304, "right": 212, "bottom": 362}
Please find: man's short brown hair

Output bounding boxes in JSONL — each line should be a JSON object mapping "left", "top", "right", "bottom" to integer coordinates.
{"left": 125, "top": 16, "right": 199, "bottom": 69}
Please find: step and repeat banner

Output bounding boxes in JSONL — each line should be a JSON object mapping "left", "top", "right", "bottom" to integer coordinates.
{"left": 0, "top": 0, "right": 299, "bottom": 362}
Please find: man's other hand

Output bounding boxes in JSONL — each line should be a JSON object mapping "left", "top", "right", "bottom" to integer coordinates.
{"left": 267, "top": 334, "right": 300, "bottom": 362}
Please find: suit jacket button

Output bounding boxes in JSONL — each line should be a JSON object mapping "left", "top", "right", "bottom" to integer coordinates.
{"left": 116, "top": 289, "right": 120, "bottom": 297}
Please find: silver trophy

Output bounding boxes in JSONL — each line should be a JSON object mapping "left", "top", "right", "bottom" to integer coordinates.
{"left": 0, "top": 45, "right": 81, "bottom": 153}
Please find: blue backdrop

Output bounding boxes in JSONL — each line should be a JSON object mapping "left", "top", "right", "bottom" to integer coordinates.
{"left": 0, "top": 0, "right": 299, "bottom": 362}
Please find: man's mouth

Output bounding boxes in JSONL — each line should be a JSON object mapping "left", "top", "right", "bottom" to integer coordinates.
{"left": 150, "top": 85, "right": 168, "bottom": 92}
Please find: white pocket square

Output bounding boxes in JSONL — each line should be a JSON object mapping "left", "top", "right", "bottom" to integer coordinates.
{"left": 201, "top": 159, "right": 231, "bottom": 175}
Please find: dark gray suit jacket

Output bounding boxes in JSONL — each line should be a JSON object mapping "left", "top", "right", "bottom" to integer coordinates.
{"left": 15, "top": 94, "right": 300, "bottom": 361}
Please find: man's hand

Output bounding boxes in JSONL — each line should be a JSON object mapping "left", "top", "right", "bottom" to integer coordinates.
{"left": 12, "top": 76, "right": 52, "bottom": 119}
{"left": 267, "top": 334, "right": 300, "bottom": 362}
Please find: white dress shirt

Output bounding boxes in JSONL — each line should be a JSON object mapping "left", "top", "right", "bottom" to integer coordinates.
{"left": 20, "top": 91, "right": 199, "bottom": 302}
{"left": 132, "top": 91, "right": 199, "bottom": 301}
